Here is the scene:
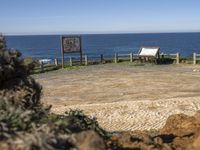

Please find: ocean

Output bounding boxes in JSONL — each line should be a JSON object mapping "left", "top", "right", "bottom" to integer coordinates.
{"left": 5, "top": 33, "right": 200, "bottom": 61}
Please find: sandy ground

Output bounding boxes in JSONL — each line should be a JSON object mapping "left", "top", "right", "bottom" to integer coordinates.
{"left": 34, "top": 63, "right": 200, "bottom": 131}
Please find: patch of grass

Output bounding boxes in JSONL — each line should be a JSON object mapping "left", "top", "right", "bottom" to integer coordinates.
{"left": 64, "top": 65, "right": 83, "bottom": 70}
{"left": 31, "top": 65, "right": 60, "bottom": 74}
{"left": 180, "top": 58, "right": 193, "bottom": 64}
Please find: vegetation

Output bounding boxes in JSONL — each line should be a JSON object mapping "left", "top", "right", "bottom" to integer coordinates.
{"left": 0, "top": 34, "right": 6, "bottom": 49}
{"left": 0, "top": 34, "right": 109, "bottom": 149}
{"left": 1, "top": 34, "right": 200, "bottom": 150}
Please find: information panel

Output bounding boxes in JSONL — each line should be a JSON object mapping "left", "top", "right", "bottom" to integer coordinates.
{"left": 61, "top": 36, "right": 81, "bottom": 53}
{"left": 61, "top": 36, "right": 82, "bottom": 68}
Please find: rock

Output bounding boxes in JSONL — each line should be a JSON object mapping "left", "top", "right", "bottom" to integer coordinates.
{"left": 107, "top": 131, "right": 173, "bottom": 150}
{"left": 0, "top": 140, "right": 29, "bottom": 150}
{"left": 71, "top": 130, "right": 105, "bottom": 150}
{"left": 159, "top": 112, "right": 200, "bottom": 149}
{"left": 160, "top": 113, "right": 199, "bottom": 137}
{"left": 192, "top": 134, "right": 200, "bottom": 150}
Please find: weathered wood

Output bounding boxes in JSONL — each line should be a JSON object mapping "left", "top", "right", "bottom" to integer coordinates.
{"left": 118, "top": 54, "right": 130, "bottom": 57}
{"left": 193, "top": 53, "right": 196, "bottom": 65}
{"left": 161, "top": 52, "right": 164, "bottom": 60}
{"left": 162, "top": 53, "right": 177, "bottom": 57}
{"left": 61, "top": 37, "right": 65, "bottom": 68}
{"left": 130, "top": 52, "right": 133, "bottom": 62}
{"left": 54, "top": 58, "right": 58, "bottom": 66}
{"left": 40, "top": 62, "right": 44, "bottom": 72}
{"left": 69, "top": 57, "right": 73, "bottom": 66}
{"left": 114, "top": 53, "right": 118, "bottom": 63}
{"left": 85, "top": 55, "right": 88, "bottom": 66}
{"left": 100, "top": 54, "right": 103, "bottom": 63}
{"left": 176, "top": 53, "right": 180, "bottom": 64}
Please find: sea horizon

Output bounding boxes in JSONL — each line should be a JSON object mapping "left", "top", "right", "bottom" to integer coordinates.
{"left": 4, "top": 31, "right": 200, "bottom": 36}
{"left": 5, "top": 32, "right": 200, "bottom": 59}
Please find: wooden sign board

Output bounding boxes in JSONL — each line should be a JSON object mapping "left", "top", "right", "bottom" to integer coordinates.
{"left": 61, "top": 36, "right": 82, "bottom": 68}
{"left": 61, "top": 36, "right": 81, "bottom": 53}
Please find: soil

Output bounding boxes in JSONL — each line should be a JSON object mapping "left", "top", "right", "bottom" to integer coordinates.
{"left": 33, "top": 63, "right": 200, "bottom": 131}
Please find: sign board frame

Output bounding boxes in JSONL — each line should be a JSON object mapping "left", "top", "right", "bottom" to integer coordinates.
{"left": 61, "top": 35, "right": 82, "bottom": 68}
{"left": 138, "top": 46, "right": 160, "bottom": 58}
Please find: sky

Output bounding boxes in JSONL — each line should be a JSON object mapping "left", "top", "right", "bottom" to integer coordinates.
{"left": 1, "top": 0, "right": 200, "bottom": 35}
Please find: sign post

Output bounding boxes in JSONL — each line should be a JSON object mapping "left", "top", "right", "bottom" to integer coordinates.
{"left": 61, "top": 36, "right": 82, "bottom": 68}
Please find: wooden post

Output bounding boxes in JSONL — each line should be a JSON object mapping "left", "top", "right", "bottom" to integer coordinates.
{"left": 54, "top": 58, "right": 58, "bottom": 66}
{"left": 40, "top": 62, "right": 44, "bottom": 72}
{"left": 130, "top": 52, "right": 133, "bottom": 62}
{"left": 61, "top": 37, "right": 65, "bottom": 68}
{"left": 193, "top": 53, "right": 196, "bottom": 65}
{"left": 115, "top": 53, "right": 118, "bottom": 63}
{"left": 69, "top": 57, "right": 73, "bottom": 66}
{"left": 80, "top": 37, "right": 83, "bottom": 65}
{"left": 100, "top": 54, "right": 103, "bottom": 63}
{"left": 85, "top": 55, "right": 88, "bottom": 66}
{"left": 176, "top": 53, "right": 180, "bottom": 64}
{"left": 161, "top": 53, "right": 164, "bottom": 59}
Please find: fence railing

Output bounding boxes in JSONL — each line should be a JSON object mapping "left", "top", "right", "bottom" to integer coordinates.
{"left": 114, "top": 53, "right": 138, "bottom": 63}
{"left": 32, "top": 52, "right": 200, "bottom": 73}
{"left": 193, "top": 53, "right": 200, "bottom": 65}
{"left": 67, "top": 52, "right": 182, "bottom": 66}
{"left": 160, "top": 53, "right": 180, "bottom": 64}
{"left": 33, "top": 58, "right": 59, "bottom": 73}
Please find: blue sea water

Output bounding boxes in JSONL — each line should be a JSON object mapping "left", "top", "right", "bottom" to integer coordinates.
{"left": 5, "top": 33, "right": 200, "bottom": 61}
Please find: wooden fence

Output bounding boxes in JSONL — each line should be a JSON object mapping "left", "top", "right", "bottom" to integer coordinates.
{"left": 67, "top": 52, "right": 181, "bottom": 66}
{"left": 193, "top": 53, "right": 200, "bottom": 65}
{"left": 29, "top": 51, "right": 200, "bottom": 75}
{"left": 33, "top": 58, "right": 59, "bottom": 73}
{"left": 160, "top": 53, "right": 180, "bottom": 64}
{"left": 114, "top": 53, "right": 138, "bottom": 63}
{"left": 34, "top": 52, "right": 200, "bottom": 72}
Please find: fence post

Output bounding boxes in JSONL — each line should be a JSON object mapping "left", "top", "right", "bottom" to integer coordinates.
{"left": 193, "top": 53, "right": 196, "bottom": 65}
{"left": 160, "top": 52, "right": 164, "bottom": 62}
{"left": 130, "top": 52, "right": 133, "bottom": 62}
{"left": 69, "top": 57, "right": 73, "bottom": 66}
{"left": 54, "top": 58, "right": 58, "bottom": 66}
{"left": 115, "top": 53, "right": 118, "bottom": 63}
{"left": 100, "top": 54, "right": 103, "bottom": 63}
{"left": 85, "top": 55, "right": 88, "bottom": 66}
{"left": 40, "top": 61, "right": 44, "bottom": 72}
{"left": 176, "top": 53, "right": 180, "bottom": 64}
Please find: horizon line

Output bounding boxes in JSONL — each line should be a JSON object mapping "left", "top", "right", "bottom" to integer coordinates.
{"left": 3, "top": 31, "right": 200, "bottom": 36}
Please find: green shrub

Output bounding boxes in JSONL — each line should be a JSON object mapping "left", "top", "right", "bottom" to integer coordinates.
{"left": 0, "top": 34, "right": 6, "bottom": 49}
{"left": 0, "top": 34, "right": 110, "bottom": 149}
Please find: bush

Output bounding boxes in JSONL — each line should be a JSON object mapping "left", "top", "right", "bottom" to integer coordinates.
{"left": 0, "top": 34, "right": 6, "bottom": 49}
{"left": 0, "top": 34, "right": 110, "bottom": 149}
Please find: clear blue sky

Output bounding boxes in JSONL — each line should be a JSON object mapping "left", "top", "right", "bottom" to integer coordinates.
{"left": 1, "top": 0, "right": 200, "bottom": 35}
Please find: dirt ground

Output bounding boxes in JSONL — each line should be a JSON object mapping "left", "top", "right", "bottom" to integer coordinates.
{"left": 34, "top": 63, "right": 200, "bottom": 131}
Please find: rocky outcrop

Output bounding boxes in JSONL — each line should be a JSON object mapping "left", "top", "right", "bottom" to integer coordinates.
{"left": 104, "top": 112, "right": 200, "bottom": 150}
{"left": 71, "top": 130, "right": 106, "bottom": 150}
{"left": 159, "top": 111, "right": 200, "bottom": 149}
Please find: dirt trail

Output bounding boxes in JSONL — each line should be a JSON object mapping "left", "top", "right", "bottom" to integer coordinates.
{"left": 34, "top": 64, "right": 200, "bottom": 131}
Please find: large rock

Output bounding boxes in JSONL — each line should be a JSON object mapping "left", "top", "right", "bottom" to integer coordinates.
{"left": 159, "top": 111, "right": 200, "bottom": 149}
{"left": 160, "top": 113, "right": 200, "bottom": 137}
{"left": 71, "top": 130, "right": 106, "bottom": 150}
{"left": 107, "top": 131, "right": 173, "bottom": 150}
